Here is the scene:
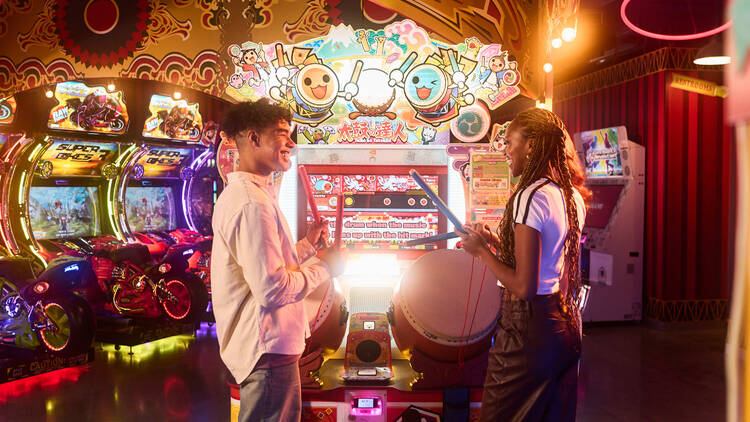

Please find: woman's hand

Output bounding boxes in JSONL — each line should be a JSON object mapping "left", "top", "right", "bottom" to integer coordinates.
{"left": 456, "top": 224, "right": 491, "bottom": 257}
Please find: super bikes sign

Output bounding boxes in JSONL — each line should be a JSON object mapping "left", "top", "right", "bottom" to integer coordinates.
{"left": 137, "top": 147, "right": 193, "bottom": 178}
{"left": 48, "top": 82, "right": 129, "bottom": 135}
{"left": 39, "top": 139, "right": 119, "bottom": 177}
{"left": 226, "top": 20, "right": 520, "bottom": 143}
{"left": 143, "top": 95, "right": 203, "bottom": 142}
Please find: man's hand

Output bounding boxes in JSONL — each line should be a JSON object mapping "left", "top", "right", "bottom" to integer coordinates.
{"left": 305, "top": 220, "right": 330, "bottom": 250}
{"left": 319, "top": 247, "right": 347, "bottom": 277}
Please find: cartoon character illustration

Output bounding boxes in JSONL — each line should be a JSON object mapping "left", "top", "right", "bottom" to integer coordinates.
{"left": 417, "top": 126, "right": 438, "bottom": 145}
{"left": 157, "top": 106, "right": 201, "bottom": 140}
{"left": 66, "top": 92, "right": 127, "bottom": 132}
{"left": 479, "top": 50, "right": 520, "bottom": 103}
{"left": 389, "top": 50, "right": 476, "bottom": 126}
{"left": 301, "top": 127, "right": 332, "bottom": 144}
{"left": 270, "top": 44, "right": 362, "bottom": 126}
{"left": 228, "top": 42, "right": 271, "bottom": 88}
{"left": 349, "top": 68, "right": 397, "bottom": 120}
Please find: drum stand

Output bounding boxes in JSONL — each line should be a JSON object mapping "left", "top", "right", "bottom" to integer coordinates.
{"left": 299, "top": 347, "right": 324, "bottom": 389}
{"left": 408, "top": 348, "right": 489, "bottom": 390}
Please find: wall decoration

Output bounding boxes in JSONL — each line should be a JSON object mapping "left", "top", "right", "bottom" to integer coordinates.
{"left": 143, "top": 95, "right": 202, "bottom": 142}
{"left": 226, "top": 19, "right": 520, "bottom": 144}
{"left": 0, "top": 56, "right": 83, "bottom": 97}
{"left": 119, "top": 50, "right": 223, "bottom": 96}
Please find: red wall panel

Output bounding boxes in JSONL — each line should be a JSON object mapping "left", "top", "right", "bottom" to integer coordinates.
{"left": 554, "top": 70, "right": 734, "bottom": 303}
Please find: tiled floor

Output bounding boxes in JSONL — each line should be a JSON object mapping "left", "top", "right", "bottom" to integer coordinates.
{"left": 0, "top": 323, "right": 726, "bottom": 421}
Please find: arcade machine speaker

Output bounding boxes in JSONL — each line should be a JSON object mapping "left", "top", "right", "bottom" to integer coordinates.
{"left": 342, "top": 312, "right": 393, "bottom": 382}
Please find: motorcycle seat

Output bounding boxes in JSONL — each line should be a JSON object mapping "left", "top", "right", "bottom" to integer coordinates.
{"left": 103, "top": 244, "right": 152, "bottom": 268}
{"left": 0, "top": 257, "right": 36, "bottom": 284}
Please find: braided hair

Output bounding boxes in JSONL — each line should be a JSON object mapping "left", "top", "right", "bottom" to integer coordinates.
{"left": 497, "top": 108, "right": 591, "bottom": 331}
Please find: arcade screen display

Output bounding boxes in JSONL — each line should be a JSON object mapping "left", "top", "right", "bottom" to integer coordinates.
{"left": 305, "top": 173, "right": 441, "bottom": 249}
{"left": 125, "top": 187, "right": 177, "bottom": 232}
{"left": 579, "top": 127, "right": 624, "bottom": 177}
{"left": 29, "top": 187, "right": 100, "bottom": 239}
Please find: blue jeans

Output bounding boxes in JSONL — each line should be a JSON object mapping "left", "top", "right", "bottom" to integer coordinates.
{"left": 239, "top": 361, "right": 301, "bottom": 422}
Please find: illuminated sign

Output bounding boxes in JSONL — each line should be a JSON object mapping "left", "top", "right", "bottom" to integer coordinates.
{"left": 137, "top": 147, "right": 192, "bottom": 178}
{"left": 0, "top": 96, "right": 16, "bottom": 125}
{"left": 143, "top": 95, "right": 203, "bottom": 142}
{"left": 38, "top": 138, "right": 119, "bottom": 177}
{"left": 47, "top": 82, "right": 129, "bottom": 134}
{"left": 226, "top": 20, "right": 520, "bottom": 143}
{"left": 578, "top": 127, "right": 625, "bottom": 178}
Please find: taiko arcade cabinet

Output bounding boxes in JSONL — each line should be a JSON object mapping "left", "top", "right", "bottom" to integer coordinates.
{"left": 221, "top": 21, "right": 524, "bottom": 421}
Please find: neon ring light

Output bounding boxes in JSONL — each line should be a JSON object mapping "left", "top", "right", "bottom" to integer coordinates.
{"left": 620, "top": 0, "right": 732, "bottom": 41}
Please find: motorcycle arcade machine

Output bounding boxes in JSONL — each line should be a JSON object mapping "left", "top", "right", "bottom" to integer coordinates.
{"left": 119, "top": 93, "right": 214, "bottom": 322}
{"left": 573, "top": 126, "right": 645, "bottom": 322}
{"left": 6, "top": 81, "right": 206, "bottom": 351}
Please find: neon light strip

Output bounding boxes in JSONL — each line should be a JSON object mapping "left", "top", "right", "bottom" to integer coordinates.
{"left": 620, "top": 0, "right": 732, "bottom": 41}
{"left": 26, "top": 144, "right": 42, "bottom": 162}
{"left": 182, "top": 148, "right": 213, "bottom": 231}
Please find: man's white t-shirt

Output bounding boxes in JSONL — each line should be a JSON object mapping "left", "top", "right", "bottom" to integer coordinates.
{"left": 510, "top": 178, "right": 586, "bottom": 295}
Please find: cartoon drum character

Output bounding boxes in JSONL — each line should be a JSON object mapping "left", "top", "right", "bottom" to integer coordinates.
{"left": 270, "top": 60, "right": 362, "bottom": 127}
{"left": 390, "top": 51, "right": 475, "bottom": 126}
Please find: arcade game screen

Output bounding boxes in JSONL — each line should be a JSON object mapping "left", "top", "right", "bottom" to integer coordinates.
{"left": 29, "top": 186, "right": 100, "bottom": 239}
{"left": 579, "top": 127, "right": 624, "bottom": 177}
{"left": 125, "top": 187, "right": 177, "bottom": 232}
{"left": 306, "top": 173, "right": 440, "bottom": 249}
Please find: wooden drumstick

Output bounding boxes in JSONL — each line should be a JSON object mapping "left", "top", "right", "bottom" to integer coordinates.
{"left": 297, "top": 165, "right": 321, "bottom": 223}
{"left": 350, "top": 60, "right": 363, "bottom": 85}
{"left": 334, "top": 193, "right": 344, "bottom": 248}
{"left": 275, "top": 43, "right": 285, "bottom": 67}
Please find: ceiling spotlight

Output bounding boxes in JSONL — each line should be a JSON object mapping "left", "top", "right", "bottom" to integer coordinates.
{"left": 107, "top": 82, "right": 115, "bottom": 91}
{"left": 536, "top": 100, "right": 548, "bottom": 110}
{"left": 562, "top": 27, "right": 576, "bottom": 42}
{"left": 45, "top": 89, "right": 54, "bottom": 98}
{"left": 543, "top": 63, "right": 553, "bottom": 73}
{"left": 173, "top": 91, "right": 182, "bottom": 100}
{"left": 552, "top": 38, "right": 563, "bottom": 49}
{"left": 694, "top": 37, "right": 731, "bottom": 65}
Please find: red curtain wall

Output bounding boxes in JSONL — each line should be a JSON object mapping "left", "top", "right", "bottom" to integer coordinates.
{"left": 554, "top": 70, "right": 734, "bottom": 302}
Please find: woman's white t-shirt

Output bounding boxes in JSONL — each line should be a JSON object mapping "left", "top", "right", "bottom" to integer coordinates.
{"left": 510, "top": 178, "right": 586, "bottom": 295}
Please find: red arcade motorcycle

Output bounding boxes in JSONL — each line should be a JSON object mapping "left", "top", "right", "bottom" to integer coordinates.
{"left": 37, "top": 237, "right": 208, "bottom": 323}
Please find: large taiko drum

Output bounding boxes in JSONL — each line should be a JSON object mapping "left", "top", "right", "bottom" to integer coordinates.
{"left": 303, "top": 278, "right": 348, "bottom": 353}
{"left": 390, "top": 249, "right": 502, "bottom": 362}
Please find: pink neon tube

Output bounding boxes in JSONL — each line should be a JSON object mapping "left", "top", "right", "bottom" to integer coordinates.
{"left": 620, "top": 0, "right": 732, "bottom": 41}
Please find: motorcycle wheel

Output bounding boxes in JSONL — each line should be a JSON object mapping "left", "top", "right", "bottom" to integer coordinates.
{"left": 160, "top": 273, "right": 208, "bottom": 323}
{"left": 38, "top": 294, "right": 95, "bottom": 356}
{"left": 109, "top": 116, "right": 126, "bottom": 132}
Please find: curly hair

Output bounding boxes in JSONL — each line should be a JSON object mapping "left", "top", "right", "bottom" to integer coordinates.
{"left": 221, "top": 98, "right": 292, "bottom": 141}
{"left": 497, "top": 107, "right": 591, "bottom": 332}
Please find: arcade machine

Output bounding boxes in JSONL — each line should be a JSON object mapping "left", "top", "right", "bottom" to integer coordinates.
{"left": 574, "top": 126, "right": 645, "bottom": 322}
{"left": 222, "top": 21, "right": 523, "bottom": 420}
{"left": 4, "top": 81, "right": 207, "bottom": 349}
{"left": 120, "top": 93, "right": 214, "bottom": 317}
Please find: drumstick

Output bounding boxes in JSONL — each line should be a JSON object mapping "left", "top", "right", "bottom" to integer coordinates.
{"left": 409, "top": 169, "right": 467, "bottom": 234}
{"left": 275, "top": 43, "right": 285, "bottom": 67}
{"left": 334, "top": 194, "right": 344, "bottom": 247}
{"left": 398, "top": 52, "right": 418, "bottom": 74}
{"left": 297, "top": 165, "right": 321, "bottom": 223}
{"left": 405, "top": 231, "right": 459, "bottom": 247}
{"left": 350, "top": 60, "right": 363, "bottom": 85}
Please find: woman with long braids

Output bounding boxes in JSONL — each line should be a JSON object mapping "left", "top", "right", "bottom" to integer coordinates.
{"left": 457, "top": 107, "right": 591, "bottom": 421}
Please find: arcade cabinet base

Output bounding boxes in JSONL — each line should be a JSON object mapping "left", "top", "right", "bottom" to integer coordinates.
{"left": 95, "top": 314, "right": 197, "bottom": 349}
{"left": 0, "top": 346, "right": 94, "bottom": 383}
{"left": 302, "top": 358, "right": 484, "bottom": 421}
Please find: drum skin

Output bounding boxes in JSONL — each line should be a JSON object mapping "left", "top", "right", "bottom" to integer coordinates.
{"left": 390, "top": 249, "right": 501, "bottom": 362}
{"left": 304, "top": 278, "right": 347, "bottom": 353}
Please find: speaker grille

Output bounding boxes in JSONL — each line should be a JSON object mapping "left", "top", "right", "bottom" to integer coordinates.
{"left": 355, "top": 339, "right": 382, "bottom": 362}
